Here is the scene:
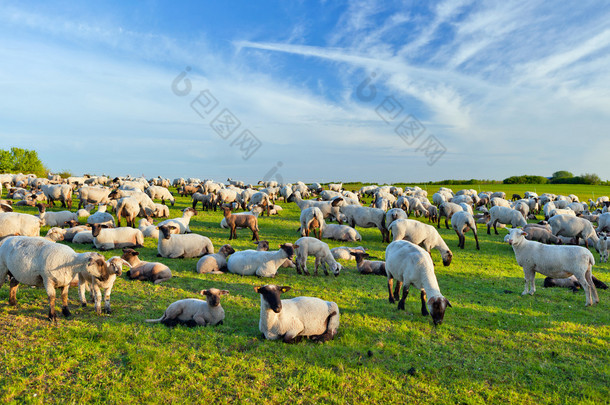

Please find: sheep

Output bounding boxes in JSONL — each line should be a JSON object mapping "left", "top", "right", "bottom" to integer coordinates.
{"left": 549, "top": 208, "right": 575, "bottom": 218}
{"left": 294, "top": 237, "right": 343, "bottom": 276}
{"left": 145, "top": 288, "right": 229, "bottom": 327}
{"left": 350, "top": 251, "right": 386, "bottom": 275}
{"left": 389, "top": 219, "right": 453, "bottom": 266}
{"left": 549, "top": 215, "right": 599, "bottom": 249}
{"left": 76, "top": 203, "right": 95, "bottom": 218}
{"left": 41, "top": 184, "right": 73, "bottom": 209}
{"left": 0, "top": 236, "right": 109, "bottom": 320}
{"left": 543, "top": 275, "right": 608, "bottom": 291}
{"left": 91, "top": 224, "right": 144, "bottom": 251}
{"left": 87, "top": 204, "right": 115, "bottom": 227}
{"left": 268, "top": 204, "right": 283, "bottom": 216}
{"left": 72, "top": 231, "right": 94, "bottom": 244}
{"left": 288, "top": 191, "right": 344, "bottom": 222}
{"left": 254, "top": 240, "right": 296, "bottom": 269}
{"left": 321, "top": 224, "right": 362, "bottom": 242}
{"left": 220, "top": 206, "right": 263, "bottom": 228}
{"left": 78, "top": 256, "right": 128, "bottom": 314}
{"left": 340, "top": 205, "right": 388, "bottom": 242}
{"left": 437, "top": 202, "right": 462, "bottom": 229}
{"left": 385, "top": 240, "right": 452, "bottom": 325}
{"left": 0, "top": 212, "right": 41, "bottom": 238}
{"left": 522, "top": 227, "right": 563, "bottom": 245}
{"left": 222, "top": 206, "right": 259, "bottom": 241}
{"left": 192, "top": 192, "right": 215, "bottom": 211}
{"left": 145, "top": 185, "right": 175, "bottom": 206}
{"left": 507, "top": 228, "right": 598, "bottom": 306}
{"left": 157, "top": 224, "right": 214, "bottom": 258}
{"left": 227, "top": 243, "right": 296, "bottom": 277}
{"left": 451, "top": 211, "right": 480, "bottom": 250}
{"left": 44, "top": 227, "right": 66, "bottom": 242}
{"left": 196, "top": 244, "right": 235, "bottom": 274}
{"left": 486, "top": 206, "right": 527, "bottom": 235}
{"left": 115, "top": 196, "right": 141, "bottom": 227}
{"left": 385, "top": 208, "right": 408, "bottom": 231}
{"left": 523, "top": 221, "right": 552, "bottom": 233}
{"left": 407, "top": 197, "right": 428, "bottom": 218}
{"left": 254, "top": 284, "right": 340, "bottom": 343}
{"left": 77, "top": 186, "right": 112, "bottom": 209}
{"left": 597, "top": 212, "right": 610, "bottom": 232}
{"left": 151, "top": 203, "right": 170, "bottom": 218}
{"left": 299, "top": 207, "right": 325, "bottom": 238}
{"left": 36, "top": 203, "right": 77, "bottom": 227}
{"left": 138, "top": 217, "right": 160, "bottom": 238}
{"left": 121, "top": 248, "right": 172, "bottom": 284}
{"left": 330, "top": 246, "right": 366, "bottom": 261}
{"left": 157, "top": 207, "right": 197, "bottom": 234}
{"left": 328, "top": 183, "right": 343, "bottom": 192}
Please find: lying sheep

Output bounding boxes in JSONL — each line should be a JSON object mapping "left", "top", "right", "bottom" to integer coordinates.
{"left": 138, "top": 217, "right": 160, "bottom": 238}
{"left": 36, "top": 203, "right": 77, "bottom": 227}
{"left": 294, "top": 237, "right": 343, "bottom": 276}
{"left": 157, "top": 225, "right": 214, "bottom": 258}
{"left": 72, "top": 230, "right": 94, "bottom": 244}
{"left": 76, "top": 203, "right": 95, "bottom": 218}
{"left": 196, "top": 244, "right": 235, "bottom": 274}
{"left": 385, "top": 240, "right": 452, "bottom": 325}
{"left": 145, "top": 288, "right": 229, "bottom": 327}
{"left": 227, "top": 243, "right": 296, "bottom": 277}
{"left": 44, "top": 227, "right": 66, "bottom": 242}
{"left": 121, "top": 248, "right": 172, "bottom": 284}
{"left": 254, "top": 240, "right": 296, "bottom": 269}
{"left": 507, "top": 228, "right": 598, "bottom": 306}
{"left": 487, "top": 206, "right": 527, "bottom": 235}
{"left": 389, "top": 219, "right": 453, "bottom": 266}
{"left": 152, "top": 203, "right": 170, "bottom": 218}
{"left": 543, "top": 275, "right": 608, "bottom": 292}
{"left": 0, "top": 236, "right": 109, "bottom": 320}
{"left": 158, "top": 208, "right": 197, "bottom": 234}
{"left": 451, "top": 211, "right": 480, "bottom": 250}
{"left": 321, "top": 224, "right": 362, "bottom": 242}
{"left": 330, "top": 246, "right": 366, "bottom": 261}
{"left": 87, "top": 204, "right": 115, "bottom": 227}
{"left": 255, "top": 284, "right": 340, "bottom": 343}
{"left": 78, "top": 256, "right": 128, "bottom": 314}
{"left": 92, "top": 224, "right": 144, "bottom": 251}
{"left": 549, "top": 214, "right": 599, "bottom": 249}
{"left": 0, "top": 212, "right": 41, "bottom": 238}
{"left": 523, "top": 227, "right": 563, "bottom": 245}
{"left": 350, "top": 251, "right": 386, "bottom": 275}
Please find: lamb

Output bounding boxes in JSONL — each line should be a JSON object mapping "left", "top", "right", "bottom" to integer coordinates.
{"left": 597, "top": 212, "right": 610, "bottom": 232}
{"left": 115, "top": 196, "right": 141, "bottom": 227}
{"left": 299, "top": 207, "right": 325, "bottom": 238}
{"left": 222, "top": 206, "right": 259, "bottom": 241}
{"left": 145, "top": 288, "right": 229, "bottom": 327}
{"left": 192, "top": 192, "right": 215, "bottom": 211}
{"left": 72, "top": 230, "right": 94, "bottom": 244}
{"left": 138, "top": 217, "right": 161, "bottom": 238}
{"left": 196, "top": 244, "right": 235, "bottom": 274}
{"left": 451, "top": 211, "right": 480, "bottom": 250}
{"left": 157, "top": 224, "right": 214, "bottom": 258}
{"left": 389, "top": 219, "right": 453, "bottom": 266}
{"left": 87, "top": 204, "right": 115, "bottom": 227}
{"left": 78, "top": 256, "right": 128, "bottom": 314}
{"left": 92, "top": 224, "right": 144, "bottom": 251}
{"left": 76, "top": 203, "right": 95, "bottom": 218}
{"left": 255, "top": 284, "right": 340, "bottom": 343}
{"left": 385, "top": 208, "right": 408, "bottom": 231}
{"left": 220, "top": 206, "right": 263, "bottom": 228}
{"left": 77, "top": 186, "right": 112, "bottom": 209}
{"left": 385, "top": 240, "right": 452, "bottom": 325}
{"left": 507, "top": 228, "right": 598, "bottom": 306}
{"left": 486, "top": 206, "right": 527, "bottom": 235}
{"left": 145, "top": 185, "right": 175, "bottom": 206}
{"left": 328, "top": 183, "right": 343, "bottom": 192}
{"left": 0, "top": 236, "right": 109, "bottom": 320}
{"left": 121, "top": 248, "right": 172, "bottom": 284}
{"left": 0, "top": 212, "right": 41, "bottom": 238}
{"left": 340, "top": 205, "right": 388, "bottom": 242}
{"left": 350, "top": 251, "right": 385, "bottom": 275}
{"left": 254, "top": 240, "right": 296, "bottom": 269}
{"left": 288, "top": 192, "right": 344, "bottom": 221}
{"left": 44, "top": 227, "right": 66, "bottom": 242}
{"left": 321, "top": 224, "right": 362, "bottom": 242}
{"left": 549, "top": 215, "right": 599, "bottom": 249}
{"left": 294, "top": 237, "right": 343, "bottom": 276}
{"left": 330, "top": 246, "right": 366, "bottom": 261}
{"left": 227, "top": 243, "right": 296, "bottom": 277}
{"left": 523, "top": 222, "right": 552, "bottom": 233}
{"left": 151, "top": 203, "right": 170, "bottom": 218}
{"left": 437, "top": 202, "right": 462, "bottom": 229}
{"left": 543, "top": 275, "right": 608, "bottom": 292}
{"left": 157, "top": 207, "right": 197, "bottom": 234}
{"left": 36, "top": 203, "right": 77, "bottom": 227}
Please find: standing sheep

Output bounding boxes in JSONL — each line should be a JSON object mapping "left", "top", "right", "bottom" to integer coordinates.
{"left": 78, "top": 256, "right": 128, "bottom": 314}
{"left": 451, "top": 211, "right": 480, "bottom": 250}
{"left": 294, "top": 237, "right": 343, "bottom": 276}
{"left": 389, "top": 219, "right": 453, "bottom": 266}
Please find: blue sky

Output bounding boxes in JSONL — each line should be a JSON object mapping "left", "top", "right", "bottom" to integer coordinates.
{"left": 1, "top": 1, "right": 610, "bottom": 184}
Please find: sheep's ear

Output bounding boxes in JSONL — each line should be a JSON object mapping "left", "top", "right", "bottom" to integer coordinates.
{"left": 521, "top": 231, "right": 528, "bottom": 237}
{"left": 292, "top": 244, "right": 299, "bottom": 249}
{"left": 253, "top": 286, "right": 261, "bottom": 293}
{"left": 200, "top": 290, "right": 208, "bottom": 295}
{"left": 349, "top": 252, "right": 356, "bottom": 256}
{"left": 446, "top": 299, "right": 453, "bottom": 308}
{"left": 220, "top": 290, "right": 230, "bottom": 295}
{"left": 280, "top": 286, "right": 291, "bottom": 293}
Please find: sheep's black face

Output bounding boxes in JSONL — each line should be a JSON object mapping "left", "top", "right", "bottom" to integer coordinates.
{"left": 429, "top": 297, "right": 451, "bottom": 326}
{"left": 442, "top": 251, "right": 453, "bottom": 267}
{"left": 159, "top": 225, "right": 172, "bottom": 240}
{"left": 205, "top": 292, "right": 221, "bottom": 307}
{"left": 280, "top": 244, "right": 295, "bottom": 259}
{"left": 256, "top": 285, "right": 288, "bottom": 313}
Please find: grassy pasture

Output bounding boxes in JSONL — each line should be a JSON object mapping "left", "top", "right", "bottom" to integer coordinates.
{"left": 0, "top": 183, "right": 609, "bottom": 404}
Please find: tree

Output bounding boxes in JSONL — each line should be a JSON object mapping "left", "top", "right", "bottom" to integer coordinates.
{"left": 552, "top": 170, "right": 573, "bottom": 180}
{"left": 580, "top": 173, "right": 601, "bottom": 185}
{"left": 0, "top": 148, "right": 47, "bottom": 177}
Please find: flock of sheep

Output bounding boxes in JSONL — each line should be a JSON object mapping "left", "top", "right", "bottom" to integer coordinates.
{"left": 0, "top": 173, "right": 607, "bottom": 343}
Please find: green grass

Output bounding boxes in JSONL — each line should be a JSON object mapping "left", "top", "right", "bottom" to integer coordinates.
{"left": 1, "top": 184, "right": 609, "bottom": 404}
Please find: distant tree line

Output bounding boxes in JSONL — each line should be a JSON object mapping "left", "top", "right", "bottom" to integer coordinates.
{"left": 503, "top": 171, "right": 603, "bottom": 185}
{"left": 0, "top": 148, "right": 47, "bottom": 177}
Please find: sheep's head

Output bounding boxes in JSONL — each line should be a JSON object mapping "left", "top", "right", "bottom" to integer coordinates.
{"left": 442, "top": 250, "right": 453, "bottom": 267}
{"left": 350, "top": 251, "right": 369, "bottom": 263}
{"left": 279, "top": 243, "right": 296, "bottom": 259}
{"left": 219, "top": 244, "right": 235, "bottom": 257}
{"left": 507, "top": 228, "right": 527, "bottom": 245}
{"left": 330, "top": 262, "right": 342, "bottom": 277}
{"left": 428, "top": 296, "right": 452, "bottom": 326}
{"left": 254, "top": 284, "right": 290, "bottom": 313}
{"left": 121, "top": 248, "right": 140, "bottom": 263}
{"left": 255, "top": 240, "right": 270, "bottom": 251}
{"left": 87, "top": 254, "right": 110, "bottom": 282}
{"left": 158, "top": 225, "right": 175, "bottom": 239}
{"left": 106, "top": 256, "right": 130, "bottom": 276}
{"left": 200, "top": 288, "right": 229, "bottom": 308}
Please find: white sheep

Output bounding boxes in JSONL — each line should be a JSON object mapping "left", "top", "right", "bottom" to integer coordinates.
{"left": 507, "top": 228, "right": 598, "bottom": 306}
{"left": 294, "top": 237, "right": 343, "bottom": 276}
{"left": 157, "top": 225, "right": 214, "bottom": 258}
{"left": 157, "top": 207, "right": 197, "bottom": 234}
{"left": 0, "top": 236, "right": 109, "bottom": 320}
{"left": 340, "top": 205, "right": 388, "bottom": 242}
{"left": 145, "top": 185, "right": 175, "bottom": 206}
{"left": 288, "top": 191, "right": 344, "bottom": 222}
{"left": 389, "top": 219, "right": 453, "bottom": 266}
{"left": 255, "top": 284, "right": 340, "bottom": 343}
{"left": 145, "top": 288, "right": 229, "bottom": 327}
{"left": 328, "top": 183, "right": 343, "bottom": 192}
{"left": 597, "top": 212, "right": 610, "bottom": 232}
{"left": 87, "top": 204, "right": 115, "bottom": 227}
{"left": 36, "top": 203, "right": 77, "bottom": 227}
{"left": 196, "top": 244, "right": 235, "bottom": 274}
{"left": 91, "top": 224, "right": 144, "bottom": 251}
{"left": 451, "top": 211, "right": 480, "bottom": 250}
{"left": 385, "top": 240, "right": 452, "bottom": 325}
{"left": 72, "top": 230, "right": 94, "bottom": 244}
{"left": 350, "top": 251, "right": 386, "bottom": 275}
{"left": 437, "top": 202, "right": 463, "bottom": 229}
{"left": 121, "top": 248, "right": 172, "bottom": 284}
{"left": 321, "top": 224, "right": 362, "bottom": 242}
{"left": 299, "top": 207, "right": 325, "bottom": 238}
{"left": 330, "top": 246, "right": 366, "bottom": 261}
{"left": 549, "top": 214, "right": 599, "bottom": 249}
{"left": 78, "top": 256, "right": 128, "bottom": 314}
{"left": 0, "top": 212, "right": 41, "bottom": 238}
{"left": 385, "top": 208, "right": 408, "bottom": 230}
{"left": 227, "top": 243, "right": 296, "bottom": 277}
{"left": 486, "top": 206, "right": 527, "bottom": 235}
{"left": 138, "top": 217, "right": 160, "bottom": 238}
{"left": 44, "top": 227, "right": 66, "bottom": 242}
{"left": 76, "top": 203, "right": 95, "bottom": 218}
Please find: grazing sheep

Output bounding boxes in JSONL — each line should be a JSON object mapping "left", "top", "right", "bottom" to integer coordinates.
{"left": 222, "top": 206, "right": 260, "bottom": 241}
{"left": 157, "top": 208, "right": 197, "bottom": 234}
{"left": 145, "top": 288, "right": 229, "bottom": 327}
{"left": 196, "top": 244, "right": 235, "bottom": 274}
{"left": 255, "top": 284, "right": 340, "bottom": 343}
{"left": 227, "top": 243, "right": 296, "bottom": 277}
{"left": 486, "top": 206, "right": 527, "bottom": 235}
{"left": 389, "top": 219, "right": 453, "bottom": 266}
{"left": 294, "top": 237, "right": 343, "bottom": 276}
{"left": 507, "top": 228, "right": 598, "bottom": 306}
{"left": 36, "top": 203, "right": 77, "bottom": 227}
{"left": 549, "top": 215, "right": 599, "bottom": 249}
{"left": 121, "top": 248, "right": 172, "bottom": 284}
{"left": 87, "top": 204, "right": 115, "bottom": 227}
{"left": 321, "top": 224, "right": 362, "bottom": 242}
{"left": 78, "top": 256, "right": 128, "bottom": 314}
{"left": 340, "top": 205, "right": 388, "bottom": 242}
{"left": 91, "top": 224, "right": 144, "bottom": 251}
{"left": 299, "top": 207, "right": 325, "bottom": 239}
{"left": 41, "top": 184, "right": 73, "bottom": 209}
{"left": 385, "top": 240, "right": 452, "bottom": 325}
{"left": 350, "top": 251, "right": 386, "bottom": 275}
{"left": 451, "top": 211, "right": 480, "bottom": 250}
{"left": 157, "top": 225, "right": 214, "bottom": 258}
{"left": 192, "top": 192, "right": 215, "bottom": 211}
{"left": 115, "top": 196, "right": 141, "bottom": 227}
{"left": 0, "top": 236, "right": 109, "bottom": 320}
{"left": 145, "top": 185, "right": 175, "bottom": 206}
{"left": 437, "top": 202, "right": 462, "bottom": 229}
{"left": 330, "top": 246, "right": 366, "bottom": 261}
{"left": 0, "top": 212, "right": 41, "bottom": 238}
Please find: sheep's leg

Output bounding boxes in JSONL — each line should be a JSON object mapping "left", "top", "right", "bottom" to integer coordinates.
{"left": 586, "top": 270, "right": 599, "bottom": 304}
{"left": 522, "top": 267, "right": 535, "bottom": 296}
{"left": 78, "top": 279, "right": 88, "bottom": 307}
{"left": 44, "top": 280, "right": 58, "bottom": 320}
{"left": 393, "top": 281, "right": 402, "bottom": 301}
{"left": 397, "top": 284, "right": 410, "bottom": 311}
{"left": 487, "top": 221, "right": 491, "bottom": 235}
{"left": 60, "top": 285, "right": 71, "bottom": 317}
{"left": 192, "top": 314, "right": 207, "bottom": 326}
{"left": 445, "top": 217, "right": 450, "bottom": 230}
{"left": 251, "top": 229, "right": 259, "bottom": 241}
{"left": 8, "top": 277, "right": 19, "bottom": 306}
{"left": 103, "top": 286, "right": 113, "bottom": 314}
{"left": 387, "top": 278, "right": 395, "bottom": 304}
{"left": 473, "top": 231, "right": 480, "bottom": 250}
{"left": 437, "top": 216, "right": 442, "bottom": 229}
{"left": 493, "top": 219, "right": 499, "bottom": 235}
{"left": 314, "top": 257, "right": 322, "bottom": 276}
{"left": 420, "top": 290, "right": 429, "bottom": 316}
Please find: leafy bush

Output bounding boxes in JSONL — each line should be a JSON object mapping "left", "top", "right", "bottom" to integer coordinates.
{"left": 0, "top": 147, "right": 47, "bottom": 177}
